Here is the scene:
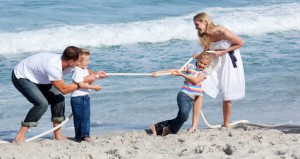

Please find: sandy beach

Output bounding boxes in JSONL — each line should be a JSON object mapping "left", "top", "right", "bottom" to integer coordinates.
{"left": 0, "top": 125, "right": 299, "bottom": 159}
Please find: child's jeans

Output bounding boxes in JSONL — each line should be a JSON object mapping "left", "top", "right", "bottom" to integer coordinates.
{"left": 155, "top": 91, "right": 194, "bottom": 134}
{"left": 71, "top": 95, "right": 90, "bottom": 140}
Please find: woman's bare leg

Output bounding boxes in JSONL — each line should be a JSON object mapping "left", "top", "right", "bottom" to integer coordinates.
{"left": 223, "top": 100, "right": 232, "bottom": 128}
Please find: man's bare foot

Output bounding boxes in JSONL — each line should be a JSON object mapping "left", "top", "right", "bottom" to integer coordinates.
{"left": 162, "top": 127, "right": 169, "bottom": 136}
{"left": 84, "top": 137, "right": 92, "bottom": 142}
{"left": 12, "top": 138, "right": 25, "bottom": 144}
{"left": 53, "top": 135, "right": 68, "bottom": 140}
{"left": 187, "top": 127, "right": 197, "bottom": 133}
{"left": 13, "top": 126, "right": 29, "bottom": 144}
{"left": 149, "top": 124, "right": 157, "bottom": 136}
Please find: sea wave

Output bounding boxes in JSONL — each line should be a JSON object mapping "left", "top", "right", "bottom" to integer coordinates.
{"left": 0, "top": 3, "right": 299, "bottom": 54}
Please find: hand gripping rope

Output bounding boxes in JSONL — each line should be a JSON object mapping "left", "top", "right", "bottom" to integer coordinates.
{"left": 1, "top": 51, "right": 299, "bottom": 143}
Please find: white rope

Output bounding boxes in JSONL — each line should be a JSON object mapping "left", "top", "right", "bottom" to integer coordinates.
{"left": 107, "top": 73, "right": 151, "bottom": 76}
{"left": 106, "top": 72, "right": 170, "bottom": 76}
{"left": 179, "top": 57, "right": 194, "bottom": 71}
{"left": 200, "top": 111, "right": 249, "bottom": 129}
{"left": 201, "top": 111, "right": 300, "bottom": 129}
{"left": 104, "top": 54, "right": 195, "bottom": 77}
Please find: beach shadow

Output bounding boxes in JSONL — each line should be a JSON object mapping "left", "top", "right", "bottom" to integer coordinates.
{"left": 280, "top": 128, "right": 300, "bottom": 134}
{"left": 234, "top": 123, "right": 300, "bottom": 134}
{"left": 0, "top": 136, "right": 86, "bottom": 144}
{"left": 66, "top": 137, "right": 82, "bottom": 143}
{"left": 0, "top": 138, "right": 13, "bottom": 144}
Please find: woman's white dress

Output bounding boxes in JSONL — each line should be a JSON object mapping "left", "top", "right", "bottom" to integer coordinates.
{"left": 202, "top": 40, "right": 245, "bottom": 100}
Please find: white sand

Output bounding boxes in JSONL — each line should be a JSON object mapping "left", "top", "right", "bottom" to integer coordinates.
{"left": 0, "top": 125, "right": 299, "bottom": 159}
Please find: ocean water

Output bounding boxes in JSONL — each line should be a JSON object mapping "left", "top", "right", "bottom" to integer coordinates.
{"left": 0, "top": 0, "right": 299, "bottom": 140}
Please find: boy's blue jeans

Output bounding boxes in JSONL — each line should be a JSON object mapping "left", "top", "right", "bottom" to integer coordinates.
{"left": 11, "top": 71, "right": 65, "bottom": 127}
{"left": 155, "top": 91, "right": 194, "bottom": 135}
{"left": 71, "top": 95, "right": 90, "bottom": 140}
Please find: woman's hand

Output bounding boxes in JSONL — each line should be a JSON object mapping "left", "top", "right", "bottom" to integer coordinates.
{"left": 192, "top": 52, "right": 199, "bottom": 59}
{"left": 214, "top": 50, "right": 226, "bottom": 56}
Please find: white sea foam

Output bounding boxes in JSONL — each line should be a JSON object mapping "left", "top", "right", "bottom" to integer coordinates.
{"left": 205, "top": 3, "right": 300, "bottom": 36}
{"left": 0, "top": 3, "right": 299, "bottom": 54}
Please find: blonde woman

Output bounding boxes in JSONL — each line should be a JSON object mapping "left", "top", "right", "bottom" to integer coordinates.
{"left": 193, "top": 12, "right": 245, "bottom": 128}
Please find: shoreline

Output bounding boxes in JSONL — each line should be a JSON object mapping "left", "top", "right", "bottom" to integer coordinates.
{"left": 0, "top": 125, "right": 299, "bottom": 159}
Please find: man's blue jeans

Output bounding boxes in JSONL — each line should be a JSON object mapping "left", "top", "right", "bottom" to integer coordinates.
{"left": 71, "top": 95, "right": 90, "bottom": 140}
{"left": 155, "top": 91, "right": 194, "bottom": 135}
{"left": 11, "top": 71, "right": 65, "bottom": 127}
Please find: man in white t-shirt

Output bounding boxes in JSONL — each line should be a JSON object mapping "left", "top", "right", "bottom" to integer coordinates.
{"left": 11, "top": 46, "right": 107, "bottom": 143}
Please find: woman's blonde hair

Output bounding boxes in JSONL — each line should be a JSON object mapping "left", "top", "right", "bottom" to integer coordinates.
{"left": 193, "top": 12, "right": 218, "bottom": 50}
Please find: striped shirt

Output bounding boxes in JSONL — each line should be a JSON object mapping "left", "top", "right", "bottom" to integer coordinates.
{"left": 181, "top": 63, "right": 208, "bottom": 96}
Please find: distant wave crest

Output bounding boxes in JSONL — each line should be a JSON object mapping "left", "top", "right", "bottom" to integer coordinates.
{"left": 0, "top": 3, "right": 299, "bottom": 54}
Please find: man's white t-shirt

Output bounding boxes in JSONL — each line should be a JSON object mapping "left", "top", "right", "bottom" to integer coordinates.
{"left": 71, "top": 66, "right": 90, "bottom": 97}
{"left": 14, "top": 53, "right": 73, "bottom": 84}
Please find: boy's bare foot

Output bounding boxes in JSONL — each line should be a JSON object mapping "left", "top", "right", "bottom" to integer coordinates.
{"left": 162, "top": 127, "right": 169, "bottom": 136}
{"left": 187, "top": 127, "right": 197, "bottom": 133}
{"left": 149, "top": 124, "right": 157, "bottom": 136}
{"left": 84, "top": 137, "right": 92, "bottom": 142}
